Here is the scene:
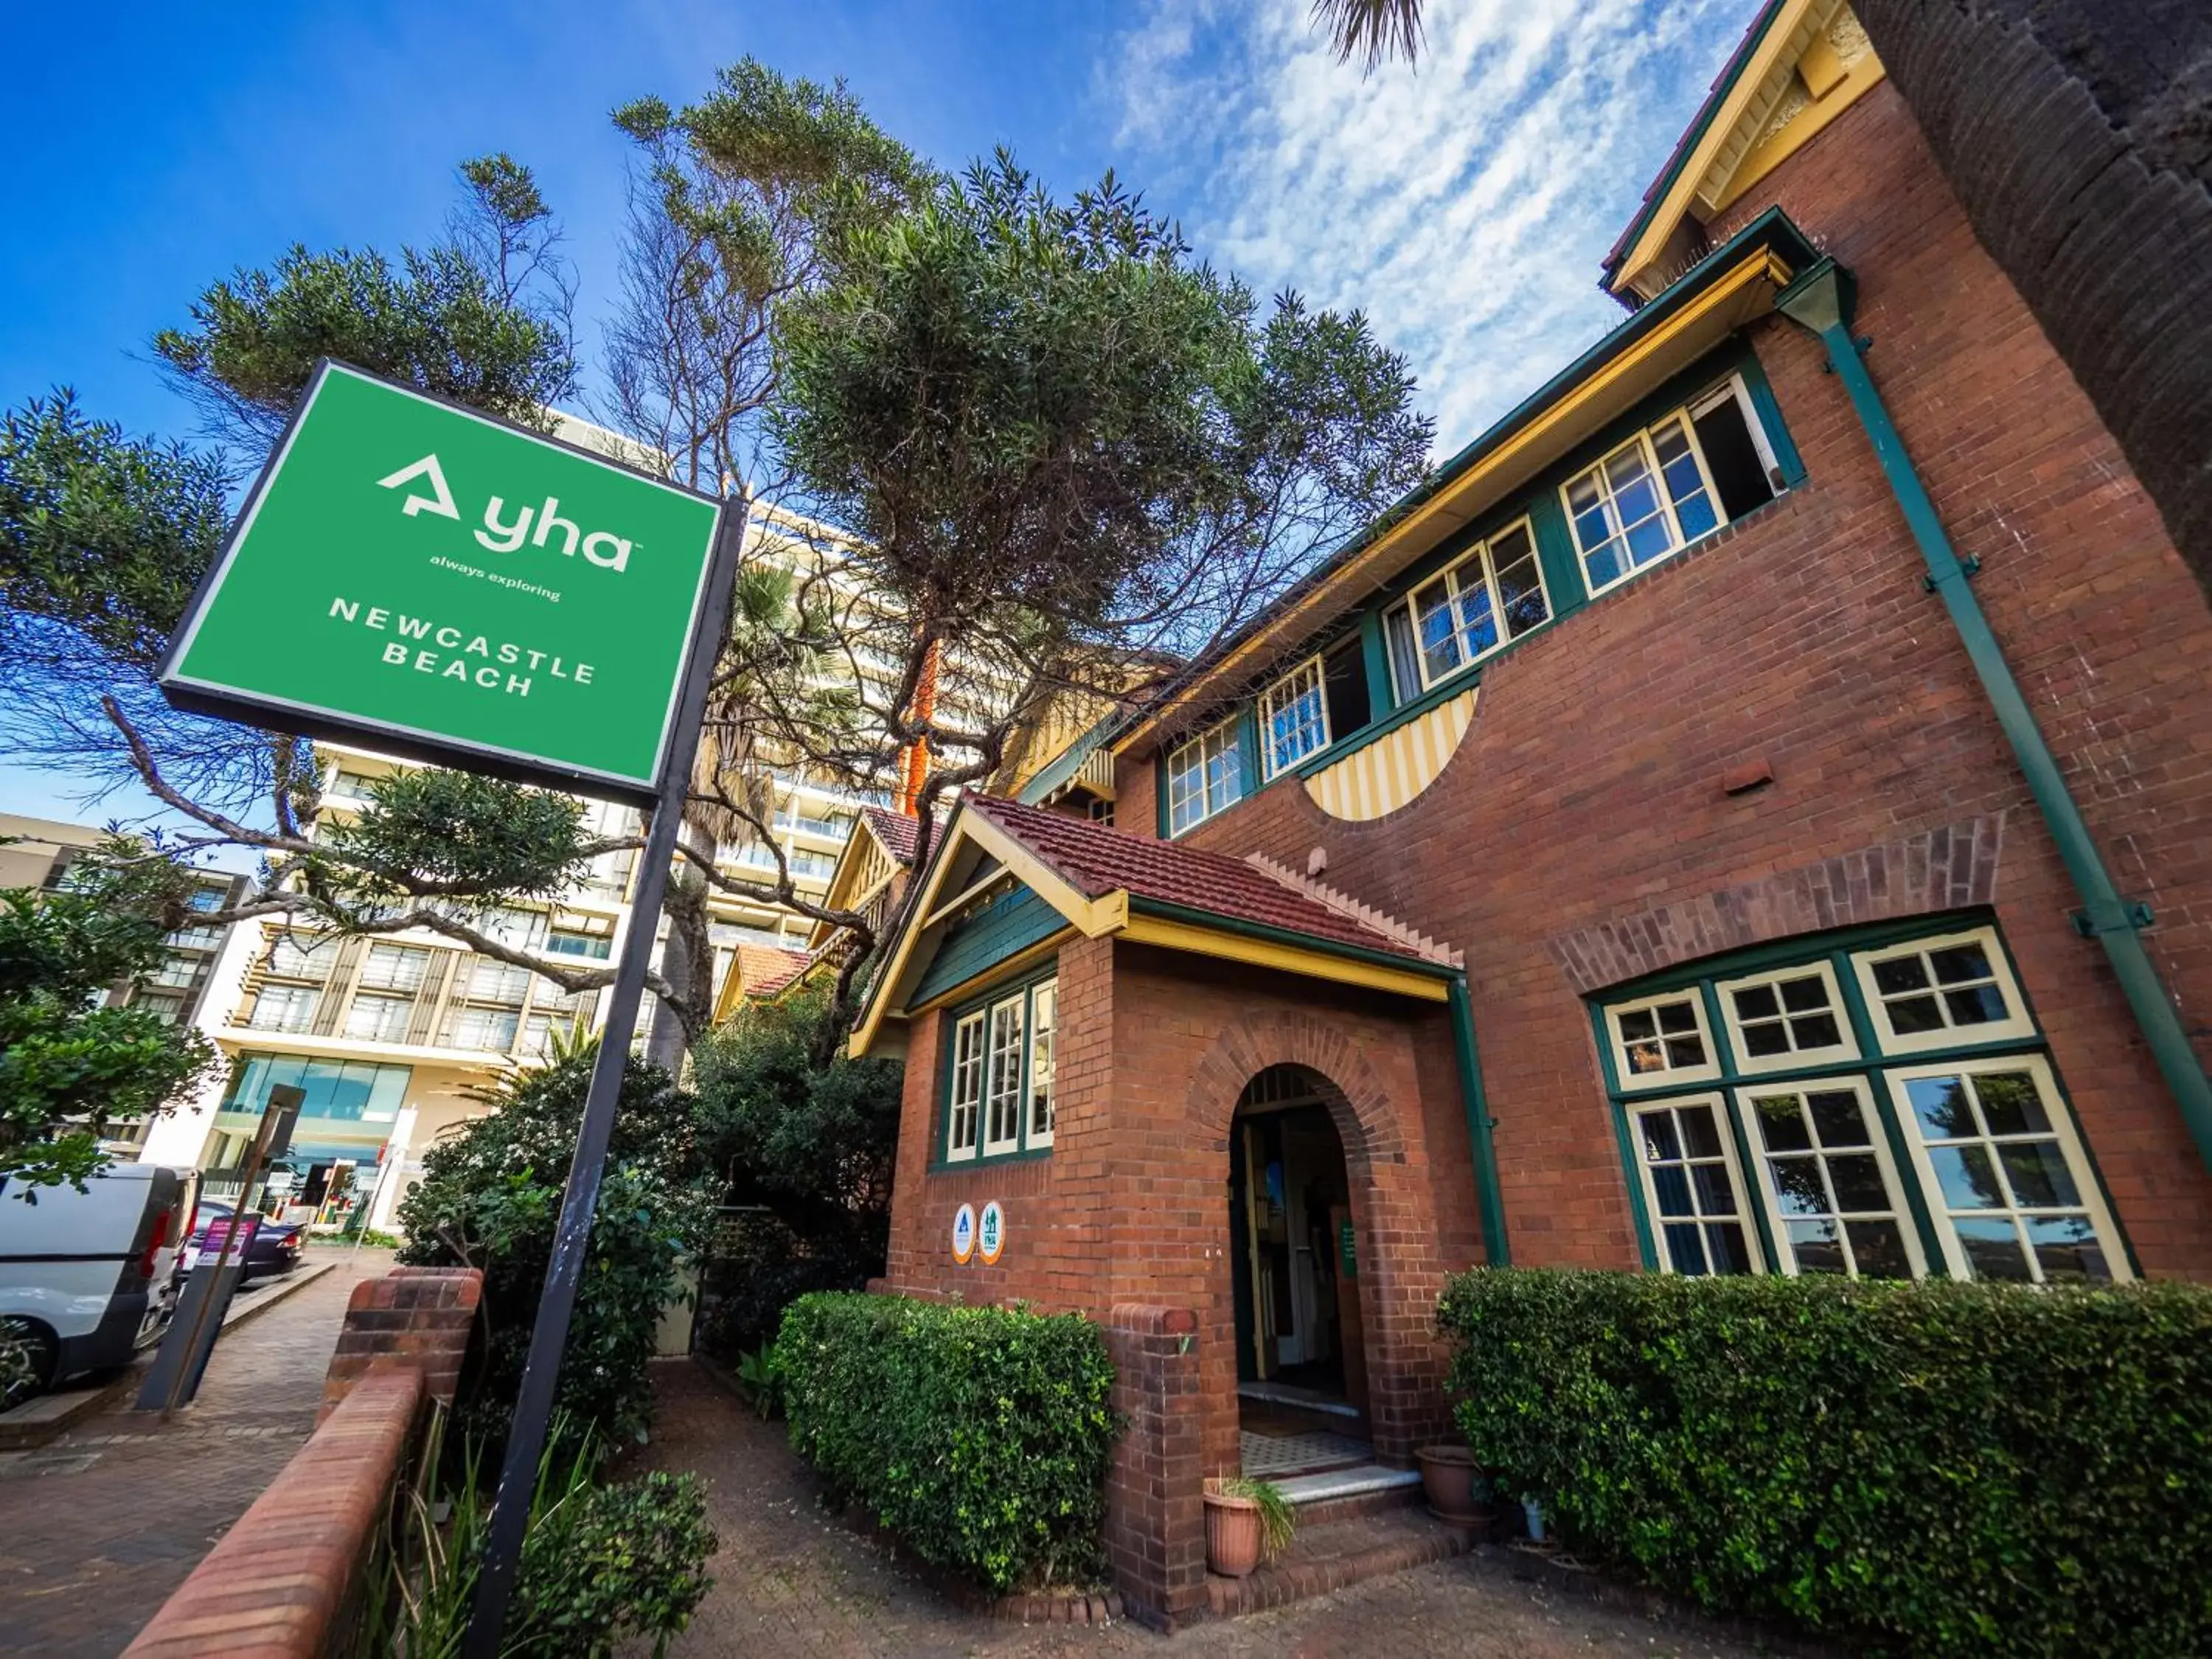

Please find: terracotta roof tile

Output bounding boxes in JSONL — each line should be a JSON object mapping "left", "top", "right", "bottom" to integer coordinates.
{"left": 860, "top": 807, "right": 921, "bottom": 866}
{"left": 735, "top": 942, "right": 813, "bottom": 998}
{"left": 961, "top": 795, "right": 1446, "bottom": 966}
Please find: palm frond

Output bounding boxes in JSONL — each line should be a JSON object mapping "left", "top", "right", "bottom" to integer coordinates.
{"left": 1311, "top": 0, "right": 1424, "bottom": 73}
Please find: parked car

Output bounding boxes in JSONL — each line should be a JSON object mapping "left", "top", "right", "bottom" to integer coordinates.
{"left": 182, "top": 1202, "right": 304, "bottom": 1284}
{"left": 0, "top": 1164, "right": 196, "bottom": 1397}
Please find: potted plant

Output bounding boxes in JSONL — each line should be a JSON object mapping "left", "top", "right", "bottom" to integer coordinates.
{"left": 1203, "top": 1476, "right": 1295, "bottom": 1577}
{"left": 1414, "top": 1444, "right": 1493, "bottom": 1523}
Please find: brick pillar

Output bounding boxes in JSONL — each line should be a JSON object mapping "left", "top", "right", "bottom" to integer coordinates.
{"left": 319, "top": 1265, "right": 481, "bottom": 1424}
{"left": 1104, "top": 1304, "right": 1206, "bottom": 1630}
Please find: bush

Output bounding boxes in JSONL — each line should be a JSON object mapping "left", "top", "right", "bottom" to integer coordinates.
{"left": 357, "top": 1411, "right": 714, "bottom": 1659}
{"left": 777, "top": 1292, "right": 1117, "bottom": 1592}
{"left": 397, "top": 1050, "right": 712, "bottom": 1447}
{"left": 1437, "top": 1268, "right": 2212, "bottom": 1655}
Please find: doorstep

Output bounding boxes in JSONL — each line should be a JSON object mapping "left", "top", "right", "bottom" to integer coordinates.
{"left": 1206, "top": 1503, "right": 1473, "bottom": 1619}
{"left": 1274, "top": 1462, "right": 1423, "bottom": 1528}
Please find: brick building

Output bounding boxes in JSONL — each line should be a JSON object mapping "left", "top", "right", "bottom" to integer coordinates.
{"left": 849, "top": 0, "right": 2212, "bottom": 1624}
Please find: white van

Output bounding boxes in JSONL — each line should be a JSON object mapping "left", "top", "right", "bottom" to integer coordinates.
{"left": 0, "top": 1164, "right": 196, "bottom": 1396}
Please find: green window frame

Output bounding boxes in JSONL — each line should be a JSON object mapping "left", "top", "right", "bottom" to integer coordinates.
{"left": 940, "top": 965, "right": 1059, "bottom": 1165}
{"left": 1593, "top": 917, "right": 2132, "bottom": 1287}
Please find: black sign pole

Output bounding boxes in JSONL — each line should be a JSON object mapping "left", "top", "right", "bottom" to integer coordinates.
{"left": 465, "top": 501, "right": 745, "bottom": 1658}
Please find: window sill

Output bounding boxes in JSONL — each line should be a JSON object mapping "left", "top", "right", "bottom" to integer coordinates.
{"left": 930, "top": 1144, "right": 1053, "bottom": 1173}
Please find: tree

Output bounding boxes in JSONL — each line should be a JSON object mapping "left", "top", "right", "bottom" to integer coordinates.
{"left": 1311, "top": 0, "right": 1424, "bottom": 72}
{"left": 395, "top": 1048, "right": 712, "bottom": 1445}
{"left": 0, "top": 841, "right": 222, "bottom": 1191}
{"left": 757, "top": 155, "right": 1433, "bottom": 1028}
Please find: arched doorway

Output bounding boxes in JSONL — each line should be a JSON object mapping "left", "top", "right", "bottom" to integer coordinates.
{"left": 1228, "top": 1064, "right": 1372, "bottom": 1475}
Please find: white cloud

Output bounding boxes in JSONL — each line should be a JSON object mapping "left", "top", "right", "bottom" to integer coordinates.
{"left": 1107, "top": 0, "right": 1749, "bottom": 453}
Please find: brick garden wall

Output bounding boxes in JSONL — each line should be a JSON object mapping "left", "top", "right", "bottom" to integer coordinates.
{"left": 1114, "top": 78, "right": 2212, "bottom": 1279}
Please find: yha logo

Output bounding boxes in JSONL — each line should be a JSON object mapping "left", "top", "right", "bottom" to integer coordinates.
{"left": 375, "top": 453, "right": 633, "bottom": 573}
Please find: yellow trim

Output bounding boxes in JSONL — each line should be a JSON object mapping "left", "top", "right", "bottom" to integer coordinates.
{"left": 1612, "top": 0, "right": 1829, "bottom": 296}
{"left": 1118, "top": 246, "right": 1792, "bottom": 752}
{"left": 1708, "top": 51, "right": 1885, "bottom": 215}
{"left": 1117, "top": 914, "right": 1451, "bottom": 1002}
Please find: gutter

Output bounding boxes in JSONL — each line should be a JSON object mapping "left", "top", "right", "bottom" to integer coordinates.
{"left": 1776, "top": 259, "right": 2212, "bottom": 1178}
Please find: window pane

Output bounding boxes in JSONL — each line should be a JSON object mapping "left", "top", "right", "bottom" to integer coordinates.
{"left": 1787, "top": 1218, "right": 1847, "bottom": 1275}
{"left": 1780, "top": 976, "right": 1828, "bottom": 1014}
{"left": 1453, "top": 575, "right": 1500, "bottom": 660}
{"left": 1826, "top": 1155, "right": 1891, "bottom": 1212}
{"left": 1927, "top": 943, "right": 1992, "bottom": 984}
{"left": 1998, "top": 1141, "right": 2081, "bottom": 1208}
{"left": 1872, "top": 957, "right": 1930, "bottom": 995}
{"left": 1652, "top": 1164, "right": 1694, "bottom": 1217}
{"left": 1930, "top": 1144, "right": 2005, "bottom": 1208}
{"left": 1846, "top": 1220, "right": 1912, "bottom": 1279}
{"left": 1741, "top": 1021, "right": 1792, "bottom": 1057}
{"left": 1678, "top": 1104, "right": 1722, "bottom": 1157}
{"left": 1973, "top": 1071, "right": 2051, "bottom": 1136}
{"left": 1491, "top": 528, "right": 1549, "bottom": 636}
{"left": 1733, "top": 984, "right": 1779, "bottom": 1021}
{"left": 1944, "top": 985, "right": 2008, "bottom": 1026}
{"left": 1618, "top": 1009, "right": 1658, "bottom": 1042}
{"left": 2025, "top": 1215, "right": 2112, "bottom": 1284}
{"left": 1953, "top": 1217, "right": 2034, "bottom": 1281}
{"left": 1751, "top": 1096, "right": 1812, "bottom": 1152}
{"left": 1807, "top": 1091, "right": 1870, "bottom": 1147}
{"left": 1769, "top": 1157, "right": 1827, "bottom": 1215}
{"left": 1663, "top": 1222, "right": 1708, "bottom": 1274}
{"left": 1416, "top": 580, "right": 1461, "bottom": 682}
{"left": 1638, "top": 1113, "right": 1681, "bottom": 1162}
{"left": 1905, "top": 1076, "right": 1979, "bottom": 1139}
{"left": 1704, "top": 1222, "right": 1753, "bottom": 1274}
{"left": 1789, "top": 1013, "right": 1843, "bottom": 1048}
{"left": 1691, "top": 1162, "right": 1736, "bottom": 1215}
{"left": 1658, "top": 1001, "right": 1700, "bottom": 1035}
{"left": 1028, "top": 982, "right": 1057, "bottom": 1141}
{"left": 1887, "top": 995, "right": 1946, "bottom": 1033}
{"left": 1385, "top": 605, "right": 1422, "bottom": 701}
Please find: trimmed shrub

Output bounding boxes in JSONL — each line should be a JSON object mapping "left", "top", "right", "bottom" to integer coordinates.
{"left": 1437, "top": 1268, "right": 2212, "bottom": 1655}
{"left": 777, "top": 1292, "right": 1117, "bottom": 1592}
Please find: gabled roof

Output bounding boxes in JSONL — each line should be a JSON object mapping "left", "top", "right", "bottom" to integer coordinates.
{"left": 1604, "top": 0, "right": 1886, "bottom": 304}
{"left": 858, "top": 806, "right": 920, "bottom": 867}
{"left": 963, "top": 798, "right": 1451, "bottom": 965}
{"left": 712, "top": 941, "right": 818, "bottom": 1023}
{"left": 850, "top": 793, "right": 1461, "bottom": 1057}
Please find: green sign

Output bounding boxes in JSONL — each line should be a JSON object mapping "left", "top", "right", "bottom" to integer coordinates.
{"left": 161, "top": 362, "right": 724, "bottom": 800}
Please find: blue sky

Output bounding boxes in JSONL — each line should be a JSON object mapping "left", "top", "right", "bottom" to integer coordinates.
{"left": 1, "top": 0, "right": 1749, "bottom": 846}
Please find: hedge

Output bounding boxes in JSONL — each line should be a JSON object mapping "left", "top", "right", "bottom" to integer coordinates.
{"left": 1438, "top": 1269, "right": 2212, "bottom": 1655}
{"left": 776, "top": 1293, "right": 1117, "bottom": 1593}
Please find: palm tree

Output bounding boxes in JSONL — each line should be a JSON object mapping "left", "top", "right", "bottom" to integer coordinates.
{"left": 1312, "top": 0, "right": 1424, "bottom": 72}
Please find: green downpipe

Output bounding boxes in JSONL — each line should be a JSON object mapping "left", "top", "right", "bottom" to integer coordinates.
{"left": 1777, "top": 259, "right": 2212, "bottom": 1178}
{"left": 1449, "top": 975, "right": 1511, "bottom": 1264}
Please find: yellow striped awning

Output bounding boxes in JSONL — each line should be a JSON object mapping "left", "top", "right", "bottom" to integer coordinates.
{"left": 1302, "top": 687, "right": 1478, "bottom": 822}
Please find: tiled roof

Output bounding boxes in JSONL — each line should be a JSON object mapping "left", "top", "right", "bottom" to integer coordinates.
{"left": 961, "top": 795, "right": 1453, "bottom": 967}
{"left": 735, "top": 942, "right": 813, "bottom": 998}
{"left": 860, "top": 806, "right": 922, "bottom": 866}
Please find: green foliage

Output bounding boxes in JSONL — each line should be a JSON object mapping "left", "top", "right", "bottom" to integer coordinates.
{"left": 153, "top": 155, "right": 575, "bottom": 449}
{"left": 778, "top": 1291, "right": 1117, "bottom": 1593}
{"left": 688, "top": 988, "right": 902, "bottom": 1359}
{"left": 772, "top": 153, "right": 1432, "bottom": 661}
{"left": 395, "top": 1051, "right": 713, "bottom": 1446}
{"left": 0, "top": 845, "right": 223, "bottom": 1190}
{"left": 1436, "top": 1268, "right": 2212, "bottom": 1656}
{"left": 1214, "top": 1477, "right": 1295, "bottom": 1562}
{"left": 358, "top": 1410, "right": 714, "bottom": 1659}
{"left": 0, "top": 391, "right": 233, "bottom": 671}
{"left": 732, "top": 1343, "right": 785, "bottom": 1419}
{"left": 311, "top": 768, "right": 597, "bottom": 905}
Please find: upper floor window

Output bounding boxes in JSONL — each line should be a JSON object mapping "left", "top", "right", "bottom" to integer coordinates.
{"left": 1597, "top": 921, "right": 2127, "bottom": 1287}
{"left": 1260, "top": 658, "right": 1328, "bottom": 776}
{"left": 1166, "top": 717, "right": 1244, "bottom": 835}
{"left": 945, "top": 973, "right": 1059, "bottom": 1162}
{"left": 1388, "top": 519, "right": 1551, "bottom": 697}
{"left": 1564, "top": 376, "right": 1779, "bottom": 595}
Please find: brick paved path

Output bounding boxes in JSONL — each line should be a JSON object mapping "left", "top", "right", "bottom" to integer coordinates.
{"left": 0, "top": 1250, "right": 386, "bottom": 1657}
{"left": 636, "top": 1358, "right": 1767, "bottom": 1659}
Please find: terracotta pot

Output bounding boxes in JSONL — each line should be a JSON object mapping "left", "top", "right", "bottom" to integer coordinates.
{"left": 1415, "top": 1444, "right": 1492, "bottom": 1523}
{"left": 1203, "top": 1485, "right": 1265, "bottom": 1578}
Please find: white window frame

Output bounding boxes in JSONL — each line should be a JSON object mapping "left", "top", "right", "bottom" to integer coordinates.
{"left": 248, "top": 982, "right": 320, "bottom": 1033}
{"left": 1713, "top": 960, "right": 1860, "bottom": 1075}
{"left": 1166, "top": 716, "right": 1244, "bottom": 835}
{"left": 1562, "top": 380, "right": 1767, "bottom": 597}
{"left": 1395, "top": 516, "right": 1552, "bottom": 693}
{"left": 1732, "top": 1075, "right": 1926, "bottom": 1279}
{"left": 1625, "top": 1092, "right": 1760, "bottom": 1276}
{"left": 1259, "top": 655, "right": 1330, "bottom": 779}
{"left": 1850, "top": 926, "right": 2035, "bottom": 1056}
{"left": 1026, "top": 979, "right": 1058, "bottom": 1148}
{"left": 359, "top": 943, "right": 431, "bottom": 992}
{"left": 983, "top": 992, "right": 1026, "bottom": 1156}
{"left": 344, "top": 990, "right": 417, "bottom": 1045}
{"left": 1604, "top": 989, "right": 1722, "bottom": 1091}
{"left": 1883, "top": 1054, "right": 2131, "bottom": 1284}
{"left": 945, "top": 1009, "right": 986, "bottom": 1161}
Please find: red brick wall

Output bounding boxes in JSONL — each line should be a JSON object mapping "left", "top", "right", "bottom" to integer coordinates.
{"left": 1110, "top": 78, "right": 2212, "bottom": 1279}
{"left": 880, "top": 939, "right": 1475, "bottom": 1474}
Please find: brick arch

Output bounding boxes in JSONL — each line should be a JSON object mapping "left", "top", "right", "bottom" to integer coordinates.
{"left": 1182, "top": 1008, "right": 1410, "bottom": 1173}
{"left": 1547, "top": 813, "right": 2007, "bottom": 992}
